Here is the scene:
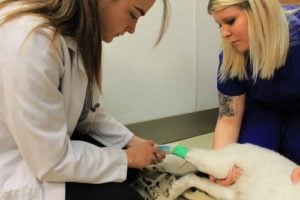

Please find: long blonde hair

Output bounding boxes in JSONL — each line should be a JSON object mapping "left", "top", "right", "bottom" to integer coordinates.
{"left": 208, "top": 0, "right": 289, "bottom": 81}
{"left": 0, "top": 0, "right": 170, "bottom": 91}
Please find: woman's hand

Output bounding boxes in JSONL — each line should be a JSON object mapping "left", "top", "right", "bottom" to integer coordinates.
{"left": 125, "top": 139, "right": 155, "bottom": 169}
{"left": 126, "top": 135, "right": 147, "bottom": 148}
{"left": 152, "top": 146, "right": 166, "bottom": 165}
{"left": 291, "top": 166, "right": 300, "bottom": 184}
{"left": 209, "top": 164, "right": 241, "bottom": 186}
{"left": 125, "top": 135, "right": 166, "bottom": 168}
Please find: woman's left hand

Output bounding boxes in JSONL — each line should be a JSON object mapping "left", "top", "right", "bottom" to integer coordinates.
{"left": 291, "top": 166, "right": 300, "bottom": 184}
{"left": 151, "top": 146, "right": 166, "bottom": 164}
{"left": 126, "top": 135, "right": 166, "bottom": 164}
{"left": 126, "top": 135, "right": 146, "bottom": 148}
{"left": 210, "top": 164, "right": 241, "bottom": 186}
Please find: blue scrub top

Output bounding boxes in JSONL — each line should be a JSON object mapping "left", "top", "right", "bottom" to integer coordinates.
{"left": 217, "top": 6, "right": 300, "bottom": 112}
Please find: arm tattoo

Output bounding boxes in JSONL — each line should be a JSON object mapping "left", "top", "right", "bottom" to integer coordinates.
{"left": 218, "top": 94, "right": 236, "bottom": 119}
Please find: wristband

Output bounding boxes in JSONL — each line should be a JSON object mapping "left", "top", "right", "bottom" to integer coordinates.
{"left": 172, "top": 145, "right": 190, "bottom": 159}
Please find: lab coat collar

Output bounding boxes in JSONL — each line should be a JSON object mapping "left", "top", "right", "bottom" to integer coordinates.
{"left": 63, "top": 36, "right": 77, "bottom": 52}
{"left": 62, "top": 36, "right": 87, "bottom": 76}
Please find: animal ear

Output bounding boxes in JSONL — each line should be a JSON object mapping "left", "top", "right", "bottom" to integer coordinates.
{"left": 291, "top": 167, "right": 300, "bottom": 184}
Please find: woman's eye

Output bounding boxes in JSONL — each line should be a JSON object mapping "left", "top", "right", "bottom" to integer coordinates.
{"left": 130, "top": 13, "right": 137, "bottom": 20}
{"left": 226, "top": 18, "right": 235, "bottom": 25}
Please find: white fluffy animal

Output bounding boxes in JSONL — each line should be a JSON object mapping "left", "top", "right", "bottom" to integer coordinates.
{"left": 168, "top": 143, "right": 300, "bottom": 200}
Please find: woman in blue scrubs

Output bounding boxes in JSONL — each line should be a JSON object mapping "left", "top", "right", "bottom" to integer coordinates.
{"left": 207, "top": 0, "right": 300, "bottom": 184}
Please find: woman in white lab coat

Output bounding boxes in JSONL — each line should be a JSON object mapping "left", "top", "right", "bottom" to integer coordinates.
{"left": 0, "top": 0, "right": 169, "bottom": 199}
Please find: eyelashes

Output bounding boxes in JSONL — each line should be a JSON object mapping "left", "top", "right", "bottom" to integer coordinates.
{"left": 217, "top": 18, "right": 236, "bottom": 28}
{"left": 226, "top": 18, "right": 236, "bottom": 25}
{"left": 129, "top": 12, "right": 138, "bottom": 20}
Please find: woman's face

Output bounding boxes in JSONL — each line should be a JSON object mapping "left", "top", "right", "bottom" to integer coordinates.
{"left": 212, "top": 6, "right": 249, "bottom": 52}
{"left": 100, "top": 0, "right": 155, "bottom": 43}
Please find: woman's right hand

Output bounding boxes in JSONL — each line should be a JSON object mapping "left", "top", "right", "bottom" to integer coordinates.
{"left": 125, "top": 140, "right": 156, "bottom": 169}
{"left": 291, "top": 166, "right": 300, "bottom": 184}
{"left": 209, "top": 164, "right": 241, "bottom": 186}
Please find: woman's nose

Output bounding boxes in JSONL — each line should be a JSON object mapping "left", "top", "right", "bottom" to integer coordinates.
{"left": 127, "top": 21, "right": 137, "bottom": 34}
{"left": 221, "top": 26, "right": 231, "bottom": 38}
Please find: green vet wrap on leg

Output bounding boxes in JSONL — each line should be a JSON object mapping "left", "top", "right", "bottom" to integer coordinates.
{"left": 172, "top": 145, "right": 190, "bottom": 159}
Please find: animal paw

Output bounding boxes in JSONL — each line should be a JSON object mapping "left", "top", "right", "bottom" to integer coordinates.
{"left": 168, "top": 174, "right": 197, "bottom": 199}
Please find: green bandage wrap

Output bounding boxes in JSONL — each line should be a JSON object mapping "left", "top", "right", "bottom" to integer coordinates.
{"left": 172, "top": 145, "right": 190, "bottom": 159}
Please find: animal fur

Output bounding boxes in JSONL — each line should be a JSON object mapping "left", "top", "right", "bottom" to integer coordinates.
{"left": 168, "top": 143, "right": 300, "bottom": 200}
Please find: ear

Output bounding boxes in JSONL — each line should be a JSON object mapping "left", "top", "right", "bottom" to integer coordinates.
{"left": 291, "top": 166, "right": 300, "bottom": 184}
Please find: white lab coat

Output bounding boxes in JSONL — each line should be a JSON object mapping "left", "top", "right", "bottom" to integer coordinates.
{"left": 0, "top": 4, "right": 134, "bottom": 200}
